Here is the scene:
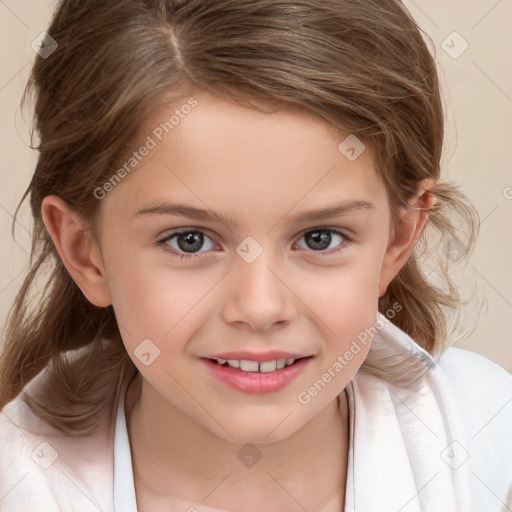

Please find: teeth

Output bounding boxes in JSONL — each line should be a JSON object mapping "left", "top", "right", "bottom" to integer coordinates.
{"left": 215, "top": 358, "right": 298, "bottom": 372}
{"left": 240, "top": 360, "right": 259, "bottom": 372}
{"left": 259, "top": 360, "right": 277, "bottom": 373}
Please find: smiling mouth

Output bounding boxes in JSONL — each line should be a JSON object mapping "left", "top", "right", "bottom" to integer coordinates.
{"left": 206, "top": 356, "right": 312, "bottom": 373}
{"left": 201, "top": 356, "right": 313, "bottom": 394}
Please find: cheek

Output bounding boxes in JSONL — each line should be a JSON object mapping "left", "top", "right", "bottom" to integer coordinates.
{"left": 105, "top": 262, "right": 217, "bottom": 384}
{"left": 109, "top": 265, "right": 211, "bottom": 337}
{"left": 309, "top": 248, "right": 383, "bottom": 313}
{"left": 304, "top": 251, "right": 383, "bottom": 367}
{"left": 101, "top": 236, "right": 213, "bottom": 351}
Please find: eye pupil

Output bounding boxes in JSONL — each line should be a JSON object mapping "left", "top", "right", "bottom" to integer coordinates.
{"left": 306, "top": 230, "right": 331, "bottom": 251}
{"left": 177, "top": 232, "right": 203, "bottom": 253}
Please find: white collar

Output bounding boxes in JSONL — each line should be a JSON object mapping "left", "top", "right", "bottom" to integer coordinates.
{"left": 113, "top": 383, "right": 138, "bottom": 512}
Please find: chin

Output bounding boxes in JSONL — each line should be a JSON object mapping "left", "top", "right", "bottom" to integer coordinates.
{"left": 210, "top": 416, "right": 304, "bottom": 446}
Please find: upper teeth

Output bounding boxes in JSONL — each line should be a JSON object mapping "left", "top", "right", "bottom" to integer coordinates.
{"left": 215, "top": 358, "right": 296, "bottom": 372}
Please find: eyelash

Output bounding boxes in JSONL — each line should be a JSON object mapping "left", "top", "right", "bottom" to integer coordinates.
{"left": 156, "top": 227, "right": 353, "bottom": 261}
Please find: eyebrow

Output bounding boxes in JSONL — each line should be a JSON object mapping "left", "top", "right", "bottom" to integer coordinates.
{"left": 135, "top": 199, "right": 375, "bottom": 228}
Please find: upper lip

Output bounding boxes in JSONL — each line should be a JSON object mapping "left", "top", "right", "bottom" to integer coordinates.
{"left": 203, "top": 351, "right": 313, "bottom": 363}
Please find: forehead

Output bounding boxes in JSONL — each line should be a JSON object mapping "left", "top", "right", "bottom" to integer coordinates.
{"left": 102, "top": 91, "right": 388, "bottom": 226}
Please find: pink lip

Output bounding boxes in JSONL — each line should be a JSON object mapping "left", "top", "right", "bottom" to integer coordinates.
{"left": 201, "top": 356, "right": 312, "bottom": 394}
{"left": 204, "top": 350, "right": 311, "bottom": 363}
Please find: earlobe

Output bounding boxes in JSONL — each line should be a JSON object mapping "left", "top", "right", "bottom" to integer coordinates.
{"left": 378, "top": 182, "right": 436, "bottom": 298}
{"left": 41, "top": 195, "right": 112, "bottom": 307}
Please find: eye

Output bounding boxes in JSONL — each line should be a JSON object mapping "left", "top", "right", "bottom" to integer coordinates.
{"left": 157, "top": 227, "right": 352, "bottom": 260}
{"left": 158, "top": 229, "right": 217, "bottom": 259}
{"left": 294, "top": 228, "right": 350, "bottom": 256}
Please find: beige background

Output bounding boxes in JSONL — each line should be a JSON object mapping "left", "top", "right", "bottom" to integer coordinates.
{"left": 0, "top": 0, "right": 511, "bottom": 371}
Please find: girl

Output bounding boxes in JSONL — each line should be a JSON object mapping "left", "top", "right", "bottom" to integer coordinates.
{"left": 0, "top": 1, "right": 510, "bottom": 511}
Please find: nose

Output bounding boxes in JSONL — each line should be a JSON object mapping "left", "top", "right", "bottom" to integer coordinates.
{"left": 221, "top": 252, "right": 297, "bottom": 332}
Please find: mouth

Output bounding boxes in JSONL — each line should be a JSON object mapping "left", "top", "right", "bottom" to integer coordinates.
{"left": 200, "top": 356, "right": 314, "bottom": 394}
{"left": 205, "top": 356, "right": 312, "bottom": 373}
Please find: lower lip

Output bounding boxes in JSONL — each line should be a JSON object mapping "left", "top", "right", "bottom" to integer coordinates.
{"left": 201, "top": 357, "right": 312, "bottom": 394}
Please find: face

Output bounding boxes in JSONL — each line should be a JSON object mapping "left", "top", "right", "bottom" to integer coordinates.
{"left": 91, "top": 91, "right": 395, "bottom": 443}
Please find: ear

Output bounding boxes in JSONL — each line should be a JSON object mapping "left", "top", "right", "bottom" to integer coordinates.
{"left": 378, "top": 180, "right": 436, "bottom": 298}
{"left": 41, "top": 195, "right": 112, "bottom": 307}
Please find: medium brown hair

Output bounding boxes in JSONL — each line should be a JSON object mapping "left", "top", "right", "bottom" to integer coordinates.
{"left": 0, "top": 0, "right": 479, "bottom": 434}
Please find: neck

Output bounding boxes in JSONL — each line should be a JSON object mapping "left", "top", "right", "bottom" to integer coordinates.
{"left": 125, "top": 374, "right": 349, "bottom": 512}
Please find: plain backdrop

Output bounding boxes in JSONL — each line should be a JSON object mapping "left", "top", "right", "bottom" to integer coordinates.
{"left": 0, "top": 0, "right": 511, "bottom": 372}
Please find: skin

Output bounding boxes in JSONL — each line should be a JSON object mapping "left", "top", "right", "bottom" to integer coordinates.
{"left": 42, "top": 90, "right": 434, "bottom": 512}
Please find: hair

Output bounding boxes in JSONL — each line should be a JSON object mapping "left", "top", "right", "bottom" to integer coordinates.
{"left": 0, "top": 0, "right": 479, "bottom": 435}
